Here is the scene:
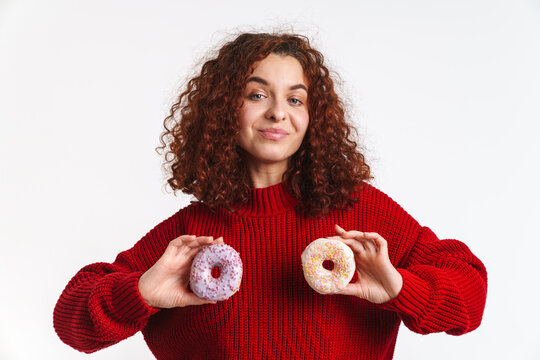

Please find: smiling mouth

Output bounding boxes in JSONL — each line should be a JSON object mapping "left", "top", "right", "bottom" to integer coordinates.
{"left": 258, "top": 130, "right": 288, "bottom": 140}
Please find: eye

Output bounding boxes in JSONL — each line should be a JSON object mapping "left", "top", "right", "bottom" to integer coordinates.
{"left": 248, "top": 93, "right": 265, "bottom": 100}
{"left": 289, "top": 98, "right": 303, "bottom": 105}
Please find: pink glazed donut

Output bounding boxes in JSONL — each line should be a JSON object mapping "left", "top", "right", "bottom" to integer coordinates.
{"left": 189, "top": 243, "right": 243, "bottom": 301}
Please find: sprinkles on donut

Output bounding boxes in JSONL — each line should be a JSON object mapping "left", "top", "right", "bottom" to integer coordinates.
{"left": 189, "top": 243, "right": 243, "bottom": 301}
{"left": 301, "top": 238, "right": 356, "bottom": 294}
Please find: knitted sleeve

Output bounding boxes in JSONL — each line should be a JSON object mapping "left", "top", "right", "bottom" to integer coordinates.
{"left": 357, "top": 183, "right": 488, "bottom": 335}
{"left": 378, "top": 225, "right": 488, "bottom": 335}
{"left": 52, "top": 211, "right": 182, "bottom": 353}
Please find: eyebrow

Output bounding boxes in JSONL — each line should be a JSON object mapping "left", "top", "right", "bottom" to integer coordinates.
{"left": 246, "top": 76, "right": 308, "bottom": 92}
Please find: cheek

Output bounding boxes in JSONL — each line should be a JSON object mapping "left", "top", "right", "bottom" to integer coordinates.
{"left": 238, "top": 104, "right": 258, "bottom": 128}
{"left": 235, "top": 109, "right": 251, "bottom": 146}
{"left": 237, "top": 108, "right": 247, "bottom": 129}
{"left": 297, "top": 114, "right": 310, "bottom": 137}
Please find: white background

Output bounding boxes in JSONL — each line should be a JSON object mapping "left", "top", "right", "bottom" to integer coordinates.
{"left": 1, "top": 0, "right": 539, "bottom": 359}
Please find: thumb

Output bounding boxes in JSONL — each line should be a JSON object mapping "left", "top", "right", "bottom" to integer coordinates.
{"left": 335, "top": 283, "right": 358, "bottom": 297}
{"left": 182, "top": 292, "right": 218, "bottom": 306}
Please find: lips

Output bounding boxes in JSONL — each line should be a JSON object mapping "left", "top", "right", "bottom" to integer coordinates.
{"left": 258, "top": 128, "right": 288, "bottom": 140}
{"left": 259, "top": 128, "right": 288, "bottom": 135}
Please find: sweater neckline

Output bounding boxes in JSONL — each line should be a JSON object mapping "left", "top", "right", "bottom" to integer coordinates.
{"left": 231, "top": 181, "right": 299, "bottom": 217}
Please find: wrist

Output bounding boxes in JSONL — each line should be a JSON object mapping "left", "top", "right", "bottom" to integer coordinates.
{"left": 389, "top": 269, "right": 403, "bottom": 300}
{"left": 138, "top": 271, "right": 156, "bottom": 308}
{"left": 381, "top": 264, "right": 403, "bottom": 300}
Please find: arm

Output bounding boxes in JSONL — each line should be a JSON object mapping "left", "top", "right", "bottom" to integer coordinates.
{"left": 339, "top": 183, "right": 488, "bottom": 335}
{"left": 53, "top": 251, "right": 160, "bottom": 353}
{"left": 53, "top": 212, "right": 180, "bottom": 353}
{"left": 377, "top": 225, "right": 488, "bottom": 335}
{"left": 53, "top": 210, "right": 223, "bottom": 353}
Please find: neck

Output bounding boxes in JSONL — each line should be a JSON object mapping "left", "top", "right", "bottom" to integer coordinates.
{"left": 247, "top": 159, "right": 289, "bottom": 188}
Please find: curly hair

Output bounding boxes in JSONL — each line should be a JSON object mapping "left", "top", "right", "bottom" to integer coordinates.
{"left": 156, "top": 32, "right": 373, "bottom": 218}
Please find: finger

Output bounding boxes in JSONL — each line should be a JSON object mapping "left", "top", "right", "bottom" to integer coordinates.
{"left": 168, "top": 236, "right": 214, "bottom": 260}
{"left": 339, "top": 229, "right": 367, "bottom": 240}
{"left": 173, "top": 236, "right": 213, "bottom": 251}
{"left": 186, "top": 235, "right": 223, "bottom": 247}
{"left": 187, "top": 236, "right": 216, "bottom": 249}
{"left": 335, "top": 224, "right": 346, "bottom": 234}
{"left": 335, "top": 283, "right": 359, "bottom": 297}
{"left": 337, "top": 238, "right": 367, "bottom": 255}
{"left": 184, "top": 244, "right": 208, "bottom": 259}
{"left": 360, "top": 237, "right": 377, "bottom": 253}
{"left": 338, "top": 230, "right": 383, "bottom": 252}
{"left": 184, "top": 240, "right": 223, "bottom": 258}
{"left": 184, "top": 236, "right": 225, "bottom": 257}
{"left": 181, "top": 292, "right": 218, "bottom": 306}
{"left": 187, "top": 236, "right": 226, "bottom": 252}
{"left": 169, "top": 235, "right": 196, "bottom": 249}
{"left": 335, "top": 224, "right": 365, "bottom": 238}
{"left": 361, "top": 232, "right": 387, "bottom": 252}
{"left": 335, "top": 224, "right": 359, "bottom": 238}
{"left": 163, "top": 235, "right": 195, "bottom": 257}
{"left": 215, "top": 236, "right": 225, "bottom": 244}
{"left": 333, "top": 226, "right": 370, "bottom": 245}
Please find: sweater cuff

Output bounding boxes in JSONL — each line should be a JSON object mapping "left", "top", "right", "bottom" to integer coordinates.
{"left": 378, "top": 268, "right": 430, "bottom": 316}
{"left": 111, "top": 271, "right": 160, "bottom": 323}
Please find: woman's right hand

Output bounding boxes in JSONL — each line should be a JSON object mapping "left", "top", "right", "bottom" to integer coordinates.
{"left": 138, "top": 234, "right": 224, "bottom": 308}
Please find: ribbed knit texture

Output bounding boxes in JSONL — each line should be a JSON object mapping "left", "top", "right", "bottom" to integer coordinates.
{"left": 53, "top": 181, "right": 487, "bottom": 359}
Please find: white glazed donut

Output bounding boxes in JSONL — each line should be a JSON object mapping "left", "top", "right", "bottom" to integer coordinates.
{"left": 189, "top": 243, "right": 243, "bottom": 301}
{"left": 301, "top": 238, "right": 356, "bottom": 294}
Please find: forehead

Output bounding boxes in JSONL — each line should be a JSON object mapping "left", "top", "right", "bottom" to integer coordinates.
{"left": 248, "top": 54, "right": 307, "bottom": 86}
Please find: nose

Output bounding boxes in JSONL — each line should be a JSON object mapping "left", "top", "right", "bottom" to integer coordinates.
{"left": 265, "top": 99, "right": 286, "bottom": 122}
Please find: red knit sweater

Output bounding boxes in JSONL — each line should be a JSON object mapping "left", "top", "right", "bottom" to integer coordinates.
{"left": 53, "top": 181, "right": 487, "bottom": 359}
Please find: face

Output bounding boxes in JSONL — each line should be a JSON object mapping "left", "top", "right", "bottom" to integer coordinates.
{"left": 236, "top": 53, "right": 309, "bottom": 171}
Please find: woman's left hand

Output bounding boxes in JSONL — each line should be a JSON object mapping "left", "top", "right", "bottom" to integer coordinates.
{"left": 330, "top": 224, "right": 403, "bottom": 304}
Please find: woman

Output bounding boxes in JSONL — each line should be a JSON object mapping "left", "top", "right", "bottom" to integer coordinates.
{"left": 53, "top": 32, "right": 488, "bottom": 359}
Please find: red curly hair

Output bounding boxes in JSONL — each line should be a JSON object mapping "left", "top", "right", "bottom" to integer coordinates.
{"left": 156, "top": 32, "right": 373, "bottom": 218}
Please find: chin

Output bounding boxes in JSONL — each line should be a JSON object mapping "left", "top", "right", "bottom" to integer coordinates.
{"left": 253, "top": 153, "right": 290, "bottom": 163}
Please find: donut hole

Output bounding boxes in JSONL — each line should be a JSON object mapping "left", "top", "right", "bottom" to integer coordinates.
{"left": 322, "top": 260, "right": 334, "bottom": 271}
{"left": 211, "top": 265, "right": 221, "bottom": 278}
